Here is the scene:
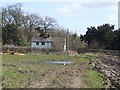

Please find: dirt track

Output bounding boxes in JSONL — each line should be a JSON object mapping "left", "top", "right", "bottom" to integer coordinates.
{"left": 29, "top": 62, "right": 85, "bottom": 88}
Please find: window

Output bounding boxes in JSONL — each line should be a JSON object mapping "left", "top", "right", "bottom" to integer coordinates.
{"left": 41, "top": 42, "right": 45, "bottom": 45}
{"left": 36, "top": 42, "right": 39, "bottom": 45}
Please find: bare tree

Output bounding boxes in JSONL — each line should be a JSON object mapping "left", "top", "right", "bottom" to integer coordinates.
{"left": 39, "top": 16, "right": 57, "bottom": 33}
{"left": 23, "top": 13, "right": 41, "bottom": 42}
{"left": 2, "top": 3, "right": 25, "bottom": 26}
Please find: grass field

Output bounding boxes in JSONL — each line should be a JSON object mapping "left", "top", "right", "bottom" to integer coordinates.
{"left": 2, "top": 53, "right": 105, "bottom": 88}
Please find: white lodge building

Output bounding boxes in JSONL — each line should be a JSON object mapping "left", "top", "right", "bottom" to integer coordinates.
{"left": 31, "top": 36, "right": 66, "bottom": 51}
{"left": 31, "top": 37, "right": 52, "bottom": 49}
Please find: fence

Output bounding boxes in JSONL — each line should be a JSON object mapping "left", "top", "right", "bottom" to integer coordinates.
{"left": 2, "top": 46, "right": 63, "bottom": 54}
{"left": 2, "top": 46, "right": 120, "bottom": 56}
{"left": 2, "top": 46, "right": 31, "bottom": 53}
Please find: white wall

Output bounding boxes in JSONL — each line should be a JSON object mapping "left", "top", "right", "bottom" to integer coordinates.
{"left": 31, "top": 42, "right": 52, "bottom": 49}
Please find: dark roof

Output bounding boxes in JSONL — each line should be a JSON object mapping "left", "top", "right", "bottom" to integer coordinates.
{"left": 31, "top": 36, "right": 66, "bottom": 43}
{"left": 31, "top": 37, "right": 52, "bottom": 42}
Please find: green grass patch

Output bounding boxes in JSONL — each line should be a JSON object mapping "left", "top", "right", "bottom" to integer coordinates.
{"left": 81, "top": 66, "right": 104, "bottom": 88}
{"left": 2, "top": 53, "right": 104, "bottom": 88}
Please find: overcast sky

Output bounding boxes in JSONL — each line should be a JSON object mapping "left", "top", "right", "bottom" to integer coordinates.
{"left": 1, "top": 0, "right": 119, "bottom": 35}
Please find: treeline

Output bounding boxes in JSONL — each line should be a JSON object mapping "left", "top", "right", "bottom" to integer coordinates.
{"left": 2, "top": 3, "right": 85, "bottom": 50}
{"left": 2, "top": 3, "right": 119, "bottom": 50}
{"left": 80, "top": 24, "right": 120, "bottom": 50}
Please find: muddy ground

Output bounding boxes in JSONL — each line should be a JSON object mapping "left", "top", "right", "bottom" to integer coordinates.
{"left": 91, "top": 54, "right": 120, "bottom": 88}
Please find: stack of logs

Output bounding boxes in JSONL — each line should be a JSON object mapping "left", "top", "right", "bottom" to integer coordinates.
{"left": 91, "top": 54, "right": 120, "bottom": 88}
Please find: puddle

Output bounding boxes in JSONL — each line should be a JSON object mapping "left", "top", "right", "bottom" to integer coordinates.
{"left": 41, "top": 61, "right": 73, "bottom": 65}
{"left": 23, "top": 61, "right": 73, "bottom": 65}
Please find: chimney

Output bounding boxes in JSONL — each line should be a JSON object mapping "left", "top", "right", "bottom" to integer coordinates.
{"left": 47, "top": 33, "right": 51, "bottom": 38}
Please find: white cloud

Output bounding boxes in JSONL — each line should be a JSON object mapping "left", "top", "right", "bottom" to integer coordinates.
{"left": 56, "top": 5, "right": 72, "bottom": 18}
{"left": 106, "top": 4, "right": 118, "bottom": 29}
{"left": 0, "top": 0, "right": 119, "bottom": 2}
{"left": 108, "top": 14, "right": 118, "bottom": 22}
{"left": 107, "top": 4, "right": 118, "bottom": 25}
{"left": 81, "top": 2, "right": 117, "bottom": 8}
{"left": 56, "top": 2, "right": 81, "bottom": 18}
{"left": 71, "top": 3, "right": 81, "bottom": 9}
{"left": 56, "top": 0, "right": 118, "bottom": 19}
